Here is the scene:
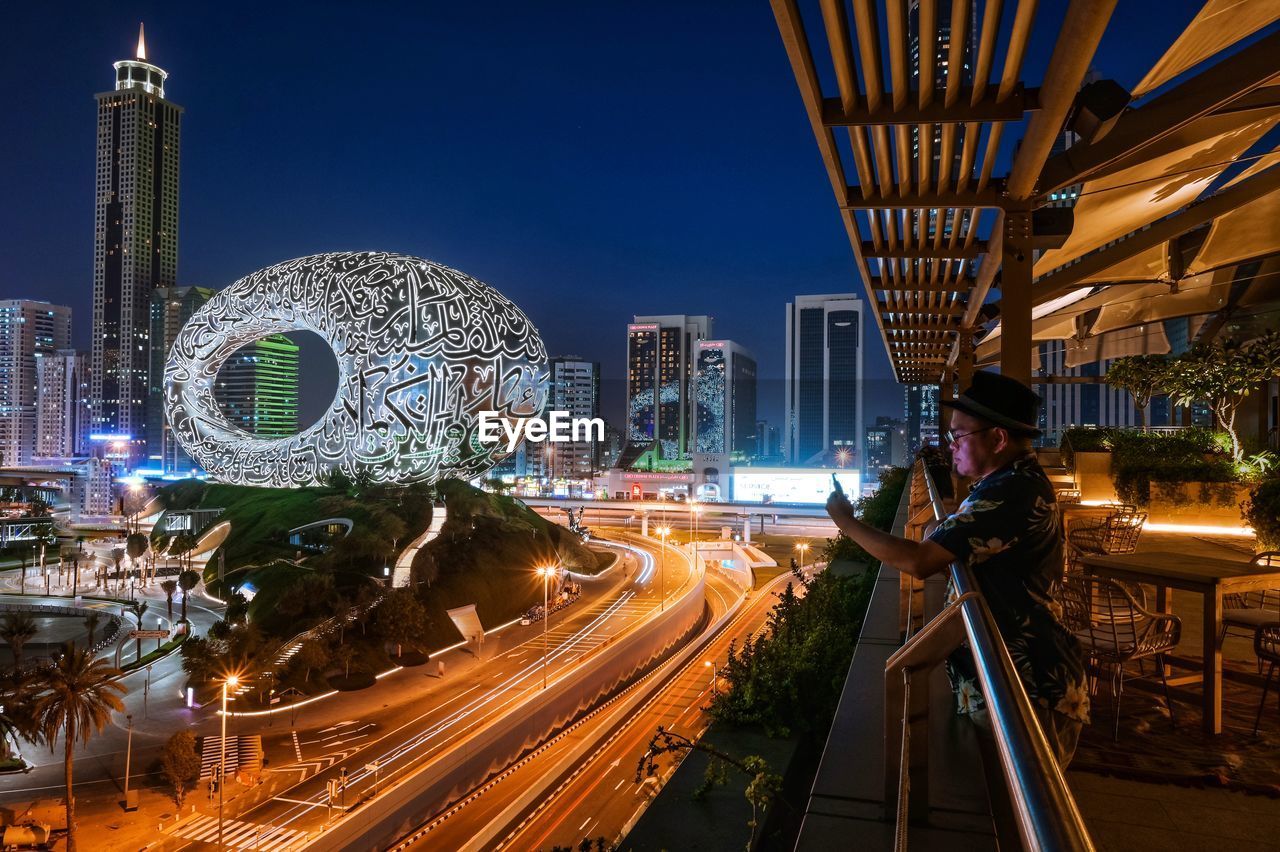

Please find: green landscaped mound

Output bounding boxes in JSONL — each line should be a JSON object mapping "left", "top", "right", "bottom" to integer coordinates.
{"left": 154, "top": 476, "right": 435, "bottom": 635}
{"left": 409, "top": 479, "right": 605, "bottom": 642}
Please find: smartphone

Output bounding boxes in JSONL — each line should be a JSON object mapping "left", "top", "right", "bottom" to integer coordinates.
{"left": 831, "top": 473, "right": 844, "bottom": 496}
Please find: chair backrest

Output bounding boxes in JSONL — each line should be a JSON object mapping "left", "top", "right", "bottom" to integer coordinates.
{"left": 1059, "top": 574, "right": 1149, "bottom": 659}
{"left": 1103, "top": 511, "right": 1147, "bottom": 554}
{"left": 1256, "top": 625, "right": 1280, "bottom": 664}
{"left": 1056, "top": 488, "right": 1082, "bottom": 504}
{"left": 1244, "top": 552, "right": 1280, "bottom": 611}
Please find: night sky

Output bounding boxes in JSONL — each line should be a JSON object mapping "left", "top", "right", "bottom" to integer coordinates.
{"left": 4, "top": 1, "right": 1211, "bottom": 429}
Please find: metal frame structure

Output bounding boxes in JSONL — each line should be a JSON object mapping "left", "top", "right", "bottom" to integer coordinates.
{"left": 772, "top": 0, "right": 1280, "bottom": 399}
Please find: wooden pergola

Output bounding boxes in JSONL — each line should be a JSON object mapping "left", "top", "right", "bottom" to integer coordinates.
{"left": 772, "top": 0, "right": 1280, "bottom": 403}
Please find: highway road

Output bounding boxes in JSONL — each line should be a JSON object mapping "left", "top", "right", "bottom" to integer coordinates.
{"left": 396, "top": 567, "right": 801, "bottom": 852}
{"left": 167, "top": 532, "right": 714, "bottom": 851}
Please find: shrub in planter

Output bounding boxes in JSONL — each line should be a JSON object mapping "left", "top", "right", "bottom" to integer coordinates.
{"left": 1243, "top": 477, "right": 1280, "bottom": 550}
{"left": 1060, "top": 427, "right": 1117, "bottom": 469}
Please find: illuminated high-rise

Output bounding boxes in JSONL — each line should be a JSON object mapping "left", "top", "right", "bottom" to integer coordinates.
{"left": 784, "top": 295, "right": 863, "bottom": 467}
{"left": 694, "top": 340, "right": 757, "bottom": 460}
{"left": 35, "top": 349, "right": 91, "bottom": 460}
{"left": 91, "top": 24, "right": 183, "bottom": 465}
{"left": 215, "top": 335, "right": 300, "bottom": 438}
{"left": 148, "top": 286, "right": 214, "bottom": 473}
{"left": 0, "top": 301, "right": 73, "bottom": 466}
{"left": 623, "top": 315, "right": 711, "bottom": 467}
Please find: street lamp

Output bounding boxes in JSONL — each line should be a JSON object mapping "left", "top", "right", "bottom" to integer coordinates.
{"left": 656, "top": 525, "right": 671, "bottom": 611}
{"left": 704, "top": 660, "right": 717, "bottom": 694}
{"left": 795, "top": 542, "right": 810, "bottom": 575}
{"left": 535, "top": 566, "right": 557, "bottom": 689}
{"left": 689, "top": 502, "right": 702, "bottom": 572}
{"left": 219, "top": 673, "right": 240, "bottom": 850}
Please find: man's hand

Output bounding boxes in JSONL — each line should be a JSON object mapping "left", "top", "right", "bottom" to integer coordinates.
{"left": 826, "top": 489, "right": 855, "bottom": 526}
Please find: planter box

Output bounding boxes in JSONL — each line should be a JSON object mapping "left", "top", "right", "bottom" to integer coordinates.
{"left": 1073, "top": 452, "right": 1115, "bottom": 502}
{"left": 1142, "top": 481, "right": 1251, "bottom": 525}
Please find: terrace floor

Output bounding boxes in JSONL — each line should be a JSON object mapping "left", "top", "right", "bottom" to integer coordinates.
{"left": 1069, "top": 530, "right": 1280, "bottom": 851}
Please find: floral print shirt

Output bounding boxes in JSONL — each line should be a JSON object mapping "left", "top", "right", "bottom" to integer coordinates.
{"left": 927, "top": 454, "right": 1090, "bottom": 724}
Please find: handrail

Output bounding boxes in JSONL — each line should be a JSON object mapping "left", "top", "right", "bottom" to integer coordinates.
{"left": 885, "top": 459, "right": 1094, "bottom": 852}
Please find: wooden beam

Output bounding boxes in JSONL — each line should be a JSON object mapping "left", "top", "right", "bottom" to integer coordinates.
{"left": 842, "top": 186, "right": 1005, "bottom": 209}
{"left": 869, "top": 277, "right": 977, "bottom": 293}
{"left": 883, "top": 322, "right": 961, "bottom": 332}
{"left": 1037, "top": 29, "right": 1280, "bottom": 195}
{"left": 821, "top": 84, "right": 1036, "bottom": 126}
{"left": 861, "top": 242, "right": 987, "bottom": 259}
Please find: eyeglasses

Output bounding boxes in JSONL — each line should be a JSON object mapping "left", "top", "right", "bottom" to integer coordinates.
{"left": 945, "top": 426, "right": 997, "bottom": 445}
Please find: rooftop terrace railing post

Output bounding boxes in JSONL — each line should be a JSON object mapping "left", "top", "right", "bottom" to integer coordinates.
{"left": 889, "top": 460, "right": 1096, "bottom": 851}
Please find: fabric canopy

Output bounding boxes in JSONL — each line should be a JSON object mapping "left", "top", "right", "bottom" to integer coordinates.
{"left": 1132, "top": 0, "right": 1280, "bottom": 98}
{"left": 1034, "top": 111, "right": 1278, "bottom": 276}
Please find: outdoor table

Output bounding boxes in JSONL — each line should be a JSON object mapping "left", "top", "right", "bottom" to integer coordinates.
{"left": 1079, "top": 550, "right": 1280, "bottom": 735}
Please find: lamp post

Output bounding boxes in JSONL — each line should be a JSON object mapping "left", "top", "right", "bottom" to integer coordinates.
{"left": 704, "top": 660, "right": 717, "bottom": 693}
{"left": 123, "top": 713, "right": 133, "bottom": 803}
{"left": 689, "top": 503, "right": 702, "bottom": 572}
{"left": 795, "top": 542, "right": 810, "bottom": 576}
{"left": 219, "top": 673, "right": 240, "bottom": 850}
{"left": 656, "top": 526, "right": 671, "bottom": 611}
{"left": 535, "top": 566, "right": 556, "bottom": 689}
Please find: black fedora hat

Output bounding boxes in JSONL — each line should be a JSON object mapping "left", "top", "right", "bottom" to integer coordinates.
{"left": 941, "top": 371, "right": 1042, "bottom": 437}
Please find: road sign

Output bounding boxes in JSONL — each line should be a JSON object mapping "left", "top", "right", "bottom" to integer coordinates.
{"left": 129, "top": 629, "right": 169, "bottom": 639}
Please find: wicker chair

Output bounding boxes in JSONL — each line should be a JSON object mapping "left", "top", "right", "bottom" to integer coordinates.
{"left": 1055, "top": 488, "right": 1082, "bottom": 504}
{"left": 1065, "top": 509, "right": 1147, "bottom": 574}
{"left": 1059, "top": 573, "right": 1180, "bottom": 740}
{"left": 1253, "top": 625, "right": 1280, "bottom": 735}
{"left": 1222, "top": 552, "right": 1280, "bottom": 652}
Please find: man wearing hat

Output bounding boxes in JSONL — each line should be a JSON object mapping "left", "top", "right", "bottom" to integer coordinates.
{"left": 826, "top": 370, "right": 1088, "bottom": 764}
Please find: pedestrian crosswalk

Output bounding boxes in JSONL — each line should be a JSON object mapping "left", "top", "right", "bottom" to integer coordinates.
{"left": 199, "top": 735, "right": 264, "bottom": 778}
{"left": 171, "top": 813, "right": 308, "bottom": 850}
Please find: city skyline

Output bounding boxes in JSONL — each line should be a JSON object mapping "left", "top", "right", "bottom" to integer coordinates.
{"left": 4, "top": 4, "right": 1208, "bottom": 435}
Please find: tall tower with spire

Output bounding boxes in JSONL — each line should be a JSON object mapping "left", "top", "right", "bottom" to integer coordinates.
{"left": 91, "top": 24, "right": 183, "bottom": 466}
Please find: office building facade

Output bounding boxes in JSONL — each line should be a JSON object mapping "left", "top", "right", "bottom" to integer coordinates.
{"left": 541, "top": 356, "right": 602, "bottom": 481}
{"left": 35, "top": 349, "right": 91, "bottom": 460}
{"left": 0, "top": 301, "right": 73, "bottom": 466}
{"left": 694, "top": 340, "right": 757, "bottom": 460}
{"left": 215, "top": 335, "right": 300, "bottom": 438}
{"left": 624, "top": 314, "right": 711, "bottom": 467}
{"left": 865, "top": 416, "right": 907, "bottom": 480}
{"left": 91, "top": 27, "right": 183, "bottom": 465}
{"left": 148, "top": 286, "right": 214, "bottom": 473}
{"left": 904, "top": 383, "right": 941, "bottom": 452}
{"left": 784, "top": 295, "right": 863, "bottom": 467}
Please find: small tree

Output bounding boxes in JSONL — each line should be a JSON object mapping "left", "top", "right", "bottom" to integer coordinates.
{"left": 160, "top": 730, "right": 201, "bottom": 806}
{"left": 1105, "top": 354, "right": 1168, "bottom": 428}
{"left": 161, "top": 580, "right": 178, "bottom": 622}
{"left": 178, "top": 570, "right": 200, "bottom": 622}
{"left": 294, "top": 640, "right": 330, "bottom": 683}
{"left": 109, "top": 547, "right": 125, "bottom": 594}
{"left": 0, "top": 613, "right": 39, "bottom": 672}
{"left": 1161, "top": 333, "right": 1280, "bottom": 461}
{"left": 377, "top": 588, "right": 428, "bottom": 657}
{"left": 126, "top": 532, "right": 149, "bottom": 584}
{"left": 127, "top": 601, "right": 149, "bottom": 662}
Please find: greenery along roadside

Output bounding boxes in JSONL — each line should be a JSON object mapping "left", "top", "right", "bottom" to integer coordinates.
{"left": 706, "top": 467, "right": 905, "bottom": 739}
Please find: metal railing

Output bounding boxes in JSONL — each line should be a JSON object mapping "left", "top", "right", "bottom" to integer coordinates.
{"left": 884, "top": 459, "right": 1094, "bottom": 852}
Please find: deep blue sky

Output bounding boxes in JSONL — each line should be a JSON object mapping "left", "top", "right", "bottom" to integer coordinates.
{"left": 4, "top": 1, "right": 1211, "bottom": 428}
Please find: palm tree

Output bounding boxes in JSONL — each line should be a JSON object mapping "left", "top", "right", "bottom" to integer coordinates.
{"left": 178, "top": 570, "right": 200, "bottom": 622}
{"left": 0, "top": 670, "right": 36, "bottom": 762}
{"left": 127, "top": 601, "right": 149, "bottom": 663}
{"left": 82, "top": 612, "right": 101, "bottom": 649}
{"left": 109, "top": 548, "right": 125, "bottom": 595}
{"left": 161, "top": 580, "right": 178, "bottom": 622}
{"left": 33, "top": 644, "right": 126, "bottom": 851}
{"left": 0, "top": 613, "right": 39, "bottom": 673}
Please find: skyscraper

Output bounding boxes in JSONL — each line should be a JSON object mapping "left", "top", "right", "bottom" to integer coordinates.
{"left": 215, "top": 336, "right": 301, "bottom": 438}
{"left": 904, "top": 383, "right": 941, "bottom": 452}
{"left": 540, "top": 356, "right": 601, "bottom": 482}
{"left": 865, "top": 416, "right": 907, "bottom": 479}
{"left": 623, "top": 315, "right": 711, "bottom": 467}
{"left": 784, "top": 295, "right": 863, "bottom": 467}
{"left": 148, "top": 286, "right": 214, "bottom": 473}
{"left": 0, "top": 301, "right": 73, "bottom": 466}
{"left": 91, "top": 25, "right": 183, "bottom": 465}
{"left": 35, "top": 349, "right": 91, "bottom": 460}
{"left": 694, "top": 340, "right": 757, "bottom": 461}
